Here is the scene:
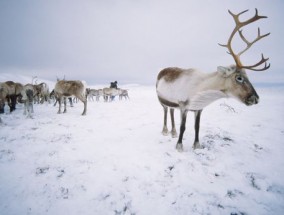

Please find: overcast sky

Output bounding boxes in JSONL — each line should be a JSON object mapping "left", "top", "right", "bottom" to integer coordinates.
{"left": 0, "top": 0, "right": 283, "bottom": 85}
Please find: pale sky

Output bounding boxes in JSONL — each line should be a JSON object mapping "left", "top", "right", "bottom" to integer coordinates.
{"left": 0, "top": 0, "right": 283, "bottom": 85}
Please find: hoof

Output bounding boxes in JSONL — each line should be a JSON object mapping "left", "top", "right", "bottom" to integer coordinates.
{"left": 162, "top": 131, "right": 169, "bottom": 136}
{"left": 176, "top": 143, "right": 183, "bottom": 152}
{"left": 171, "top": 131, "right": 178, "bottom": 138}
{"left": 193, "top": 142, "right": 202, "bottom": 150}
{"left": 162, "top": 127, "right": 169, "bottom": 136}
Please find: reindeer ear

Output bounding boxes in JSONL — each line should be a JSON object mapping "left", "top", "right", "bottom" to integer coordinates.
{"left": 217, "top": 66, "right": 235, "bottom": 77}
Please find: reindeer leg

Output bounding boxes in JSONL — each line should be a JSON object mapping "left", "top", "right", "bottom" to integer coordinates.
{"left": 176, "top": 109, "right": 188, "bottom": 152}
{"left": 77, "top": 95, "right": 87, "bottom": 115}
{"left": 162, "top": 106, "right": 169, "bottom": 135}
{"left": 57, "top": 97, "right": 62, "bottom": 114}
{"left": 30, "top": 100, "right": 34, "bottom": 113}
{"left": 27, "top": 101, "right": 32, "bottom": 118}
{"left": 82, "top": 100, "right": 87, "bottom": 115}
{"left": 63, "top": 97, "right": 67, "bottom": 113}
{"left": 9, "top": 95, "right": 17, "bottom": 112}
{"left": 69, "top": 97, "right": 73, "bottom": 107}
{"left": 170, "top": 108, "right": 177, "bottom": 138}
{"left": 193, "top": 110, "right": 202, "bottom": 149}
{"left": 23, "top": 101, "right": 27, "bottom": 115}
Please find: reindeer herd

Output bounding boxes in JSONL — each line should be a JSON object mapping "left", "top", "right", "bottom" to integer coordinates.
{"left": 0, "top": 9, "right": 270, "bottom": 152}
{"left": 0, "top": 81, "right": 50, "bottom": 115}
{"left": 0, "top": 79, "right": 130, "bottom": 117}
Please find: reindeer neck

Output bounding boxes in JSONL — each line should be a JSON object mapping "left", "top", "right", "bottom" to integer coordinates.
{"left": 198, "top": 72, "right": 226, "bottom": 92}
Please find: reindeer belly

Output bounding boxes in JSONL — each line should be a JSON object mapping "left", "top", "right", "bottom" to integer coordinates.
{"left": 156, "top": 80, "right": 194, "bottom": 108}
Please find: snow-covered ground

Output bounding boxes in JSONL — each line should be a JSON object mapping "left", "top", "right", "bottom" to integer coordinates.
{"left": 0, "top": 80, "right": 284, "bottom": 215}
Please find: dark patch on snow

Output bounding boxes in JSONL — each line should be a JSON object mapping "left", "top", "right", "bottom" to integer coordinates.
{"left": 57, "top": 169, "right": 65, "bottom": 178}
{"left": 0, "top": 149, "right": 15, "bottom": 162}
{"left": 58, "top": 187, "right": 69, "bottom": 199}
{"left": 226, "top": 189, "right": 244, "bottom": 199}
{"left": 114, "top": 201, "right": 134, "bottom": 215}
{"left": 253, "top": 144, "right": 263, "bottom": 152}
{"left": 202, "top": 132, "right": 234, "bottom": 149}
{"left": 247, "top": 173, "right": 261, "bottom": 190}
{"left": 36, "top": 167, "right": 49, "bottom": 175}
{"left": 267, "top": 184, "right": 284, "bottom": 195}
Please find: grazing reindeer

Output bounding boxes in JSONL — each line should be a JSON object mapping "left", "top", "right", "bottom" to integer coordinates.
{"left": 21, "top": 84, "right": 35, "bottom": 117}
{"left": 33, "top": 82, "right": 50, "bottom": 104}
{"left": 119, "top": 89, "right": 130, "bottom": 100}
{"left": 54, "top": 80, "right": 87, "bottom": 115}
{"left": 0, "top": 81, "right": 23, "bottom": 113}
{"left": 86, "top": 88, "right": 103, "bottom": 101}
{"left": 50, "top": 89, "right": 74, "bottom": 107}
{"left": 156, "top": 9, "right": 270, "bottom": 151}
{"left": 103, "top": 87, "right": 119, "bottom": 102}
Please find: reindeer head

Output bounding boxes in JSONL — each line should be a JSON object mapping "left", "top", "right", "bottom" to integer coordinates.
{"left": 218, "top": 9, "right": 270, "bottom": 106}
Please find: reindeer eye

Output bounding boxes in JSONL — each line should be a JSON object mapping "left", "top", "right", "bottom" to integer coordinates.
{"left": 236, "top": 75, "right": 244, "bottom": 83}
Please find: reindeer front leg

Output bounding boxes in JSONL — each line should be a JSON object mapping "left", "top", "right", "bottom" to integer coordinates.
{"left": 193, "top": 110, "right": 202, "bottom": 149}
{"left": 57, "top": 97, "right": 62, "bottom": 114}
{"left": 63, "top": 97, "right": 67, "bottom": 113}
{"left": 176, "top": 109, "right": 188, "bottom": 152}
{"left": 23, "top": 101, "right": 27, "bottom": 115}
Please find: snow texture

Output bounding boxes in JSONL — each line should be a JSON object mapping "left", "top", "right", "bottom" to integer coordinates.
{"left": 0, "top": 80, "right": 284, "bottom": 215}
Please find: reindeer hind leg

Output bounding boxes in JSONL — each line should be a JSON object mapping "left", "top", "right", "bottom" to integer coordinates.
{"left": 162, "top": 105, "right": 169, "bottom": 135}
{"left": 77, "top": 94, "right": 87, "bottom": 115}
{"left": 170, "top": 108, "right": 177, "bottom": 138}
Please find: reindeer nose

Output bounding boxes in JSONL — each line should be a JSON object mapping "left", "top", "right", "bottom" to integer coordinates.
{"left": 246, "top": 95, "right": 259, "bottom": 105}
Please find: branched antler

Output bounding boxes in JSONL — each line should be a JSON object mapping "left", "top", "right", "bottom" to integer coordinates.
{"left": 219, "top": 8, "right": 270, "bottom": 71}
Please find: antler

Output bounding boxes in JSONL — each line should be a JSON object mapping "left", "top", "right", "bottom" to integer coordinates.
{"left": 219, "top": 9, "right": 270, "bottom": 71}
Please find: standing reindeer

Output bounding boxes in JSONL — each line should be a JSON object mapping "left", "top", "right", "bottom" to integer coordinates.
{"left": 54, "top": 80, "right": 87, "bottom": 115}
{"left": 21, "top": 84, "right": 35, "bottom": 117}
{"left": 103, "top": 87, "right": 120, "bottom": 102}
{"left": 33, "top": 82, "right": 50, "bottom": 104}
{"left": 0, "top": 81, "right": 23, "bottom": 113}
{"left": 119, "top": 89, "right": 130, "bottom": 100}
{"left": 156, "top": 9, "right": 270, "bottom": 151}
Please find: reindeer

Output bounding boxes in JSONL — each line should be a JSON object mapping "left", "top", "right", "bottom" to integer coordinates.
{"left": 20, "top": 84, "right": 35, "bottom": 117}
{"left": 156, "top": 9, "right": 270, "bottom": 151}
{"left": 103, "top": 87, "right": 120, "bottom": 102}
{"left": 33, "top": 82, "right": 50, "bottom": 104}
{"left": 86, "top": 88, "right": 103, "bottom": 101}
{"left": 0, "top": 81, "right": 23, "bottom": 113}
{"left": 50, "top": 89, "right": 74, "bottom": 107}
{"left": 54, "top": 80, "right": 87, "bottom": 115}
{"left": 118, "top": 89, "right": 130, "bottom": 100}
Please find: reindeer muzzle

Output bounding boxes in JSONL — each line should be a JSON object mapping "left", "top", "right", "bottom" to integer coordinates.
{"left": 245, "top": 94, "right": 259, "bottom": 106}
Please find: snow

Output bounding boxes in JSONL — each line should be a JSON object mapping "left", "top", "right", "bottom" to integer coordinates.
{"left": 0, "top": 79, "right": 284, "bottom": 215}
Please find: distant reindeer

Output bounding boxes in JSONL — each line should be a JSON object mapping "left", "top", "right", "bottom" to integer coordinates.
{"left": 86, "top": 88, "right": 103, "bottom": 101}
{"left": 20, "top": 84, "right": 35, "bottom": 117}
{"left": 0, "top": 81, "right": 23, "bottom": 113}
{"left": 33, "top": 82, "right": 50, "bottom": 104}
{"left": 103, "top": 87, "right": 119, "bottom": 102}
{"left": 54, "top": 80, "right": 87, "bottom": 115}
{"left": 118, "top": 89, "right": 130, "bottom": 100}
{"left": 156, "top": 9, "right": 270, "bottom": 151}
